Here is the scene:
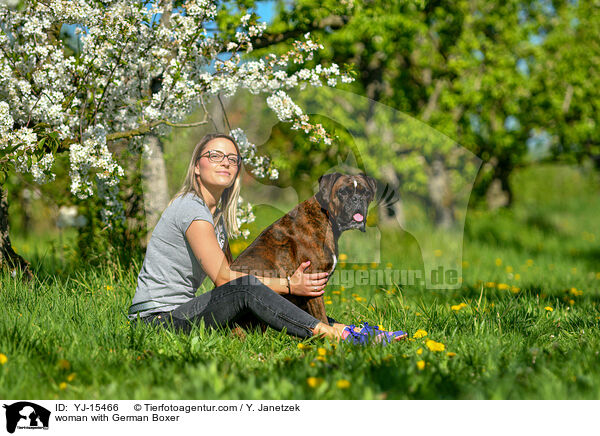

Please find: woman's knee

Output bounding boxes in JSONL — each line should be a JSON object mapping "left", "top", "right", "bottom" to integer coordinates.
{"left": 222, "top": 274, "right": 271, "bottom": 295}
{"left": 220, "top": 273, "right": 262, "bottom": 288}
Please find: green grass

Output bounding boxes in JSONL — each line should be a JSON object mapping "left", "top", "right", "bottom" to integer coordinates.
{"left": 1, "top": 164, "right": 600, "bottom": 399}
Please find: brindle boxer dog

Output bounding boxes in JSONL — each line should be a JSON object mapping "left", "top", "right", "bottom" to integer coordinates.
{"left": 226, "top": 172, "right": 377, "bottom": 325}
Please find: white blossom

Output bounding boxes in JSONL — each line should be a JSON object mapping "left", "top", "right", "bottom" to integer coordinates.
{"left": 0, "top": 0, "right": 354, "bottom": 233}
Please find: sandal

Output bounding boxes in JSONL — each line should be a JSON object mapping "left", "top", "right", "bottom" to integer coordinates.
{"left": 359, "top": 321, "right": 408, "bottom": 345}
{"left": 340, "top": 324, "right": 368, "bottom": 345}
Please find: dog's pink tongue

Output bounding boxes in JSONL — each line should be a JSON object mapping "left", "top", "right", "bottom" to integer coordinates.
{"left": 353, "top": 213, "right": 364, "bottom": 222}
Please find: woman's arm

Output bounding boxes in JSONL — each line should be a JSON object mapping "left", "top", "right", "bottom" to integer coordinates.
{"left": 250, "top": 261, "right": 330, "bottom": 297}
{"left": 186, "top": 220, "right": 330, "bottom": 296}
{"left": 186, "top": 220, "right": 248, "bottom": 287}
{"left": 250, "top": 275, "right": 289, "bottom": 295}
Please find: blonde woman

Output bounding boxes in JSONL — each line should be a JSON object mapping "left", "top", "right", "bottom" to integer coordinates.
{"left": 127, "top": 133, "right": 404, "bottom": 344}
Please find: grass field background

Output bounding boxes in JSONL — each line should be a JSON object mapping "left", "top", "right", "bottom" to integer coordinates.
{"left": 1, "top": 164, "right": 600, "bottom": 399}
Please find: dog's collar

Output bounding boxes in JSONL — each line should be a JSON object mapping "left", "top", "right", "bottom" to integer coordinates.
{"left": 321, "top": 206, "right": 341, "bottom": 238}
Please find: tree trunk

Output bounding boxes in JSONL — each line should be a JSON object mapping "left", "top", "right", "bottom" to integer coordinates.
{"left": 135, "top": 2, "right": 173, "bottom": 248}
{"left": 378, "top": 165, "right": 406, "bottom": 228}
{"left": 141, "top": 134, "right": 170, "bottom": 246}
{"left": 0, "top": 184, "right": 33, "bottom": 280}
{"left": 428, "top": 159, "right": 455, "bottom": 228}
{"left": 486, "top": 159, "right": 513, "bottom": 210}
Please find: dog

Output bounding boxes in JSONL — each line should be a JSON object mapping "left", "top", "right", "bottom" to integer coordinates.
{"left": 227, "top": 172, "right": 377, "bottom": 325}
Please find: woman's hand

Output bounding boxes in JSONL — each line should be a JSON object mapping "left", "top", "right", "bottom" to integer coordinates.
{"left": 289, "top": 260, "right": 330, "bottom": 297}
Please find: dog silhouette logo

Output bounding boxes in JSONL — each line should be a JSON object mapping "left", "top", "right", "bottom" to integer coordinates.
{"left": 3, "top": 402, "right": 50, "bottom": 433}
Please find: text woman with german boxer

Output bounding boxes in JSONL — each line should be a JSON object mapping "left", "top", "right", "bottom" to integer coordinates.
{"left": 127, "top": 133, "right": 406, "bottom": 344}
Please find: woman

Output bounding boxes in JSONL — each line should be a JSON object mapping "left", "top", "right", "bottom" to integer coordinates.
{"left": 127, "top": 132, "right": 405, "bottom": 344}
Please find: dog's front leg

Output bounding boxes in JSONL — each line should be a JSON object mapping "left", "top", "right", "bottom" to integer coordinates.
{"left": 306, "top": 296, "right": 328, "bottom": 324}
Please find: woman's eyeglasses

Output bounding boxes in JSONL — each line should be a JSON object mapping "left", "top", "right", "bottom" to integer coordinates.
{"left": 200, "top": 150, "right": 242, "bottom": 166}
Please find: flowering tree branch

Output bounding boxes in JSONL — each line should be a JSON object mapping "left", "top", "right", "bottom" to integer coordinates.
{"left": 106, "top": 118, "right": 210, "bottom": 142}
{"left": 251, "top": 14, "right": 351, "bottom": 50}
{"left": 0, "top": 0, "right": 354, "bottom": 231}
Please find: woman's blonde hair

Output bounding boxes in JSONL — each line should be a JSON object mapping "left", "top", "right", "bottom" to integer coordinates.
{"left": 170, "top": 132, "right": 243, "bottom": 237}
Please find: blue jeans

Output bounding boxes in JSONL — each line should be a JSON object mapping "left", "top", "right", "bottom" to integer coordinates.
{"left": 137, "top": 274, "right": 333, "bottom": 338}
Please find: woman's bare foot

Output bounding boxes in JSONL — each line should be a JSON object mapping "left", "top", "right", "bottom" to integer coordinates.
{"left": 312, "top": 322, "right": 362, "bottom": 342}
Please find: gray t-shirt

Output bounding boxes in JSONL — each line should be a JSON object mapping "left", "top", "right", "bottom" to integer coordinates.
{"left": 127, "top": 192, "right": 227, "bottom": 319}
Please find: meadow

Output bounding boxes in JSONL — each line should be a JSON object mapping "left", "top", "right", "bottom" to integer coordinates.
{"left": 1, "top": 164, "right": 599, "bottom": 400}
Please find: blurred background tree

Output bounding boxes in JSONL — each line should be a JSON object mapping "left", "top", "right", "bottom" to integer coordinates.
{"left": 241, "top": 0, "right": 600, "bottom": 214}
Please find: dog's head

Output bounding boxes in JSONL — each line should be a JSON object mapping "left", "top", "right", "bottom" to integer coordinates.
{"left": 315, "top": 172, "right": 377, "bottom": 233}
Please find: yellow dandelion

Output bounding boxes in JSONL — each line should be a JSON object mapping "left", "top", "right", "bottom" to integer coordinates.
{"left": 447, "top": 352, "right": 457, "bottom": 358}
{"left": 386, "top": 262, "right": 393, "bottom": 268}
{"left": 417, "top": 360, "right": 425, "bottom": 370}
{"left": 515, "top": 273, "right": 521, "bottom": 280}
{"left": 340, "top": 286, "right": 345, "bottom": 291}
{"left": 526, "top": 259, "right": 534, "bottom": 266}
{"left": 0, "top": 353, "right": 7, "bottom": 365}
{"left": 341, "top": 298, "right": 347, "bottom": 302}
{"left": 511, "top": 286, "right": 520, "bottom": 294}
{"left": 413, "top": 329, "right": 428, "bottom": 339}
{"left": 497, "top": 283, "right": 509, "bottom": 291}
{"left": 416, "top": 348, "right": 423, "bottom": 355}
{"left": 451, "top": 303, "right": 467, "bottom": 311}
{"left": 336, "top": 379, "right": 351, "bottom": 389}
{"left": 415, "top": 312, "right": 422, "bottom": 316}
{"left": 297, "top": 343, "right": 311, "bottom": 351}
{"left": 332, "top": 290, "right": 341, "bottom": 295}
{"left": 57, "top": 359, "right": 71, "bottom": 371}
{"left": 596, "top": 272, "right": 600, "bottom": 280}
{"left": 339, "top": 262, "right": 346, "bottom": 268}
{"left": 434, "top": 249, "right": 442, "bottom": 257}
{"left": 59, "top": 382, "right": 67, "bottom": 390}
{"left": 317, "top": 347, "right": 327, "bottom": 356}
{"left": 309, "top": 361, "right": 316, "bottom": 367}
{"left": 370, "top": 262, "right": 378, "bottom": 268}
{"left": 352, "top": 264, "right": 360, "bottom": 270}
{"left": 570, "top": 288, "right": 583, "bottom": 296}
{"left": 569, "top": 299, "right": 575, "bottom": 305}
{"left": 485, "top": 282, "right": 496, "bottom": 288}
{"left": 339, "top": 253, "right": 348, "bottom": 261}
{"left": 506, "top": 266, "right": 513, "bottom": 273}
{"left": 316, "top": 356, "right": 327, "bottom": 362}
{"left": 571, "top": 267, "right": 577, "bottom": 274}
{"left": 425, "top": 339, "right": 445, "bottom": 352}
{"left": 307, "top": 377, "right": 324, "bottom": 388}
{"left": 495, "top": 258, "right": 502, "bottom": 266}
{"left": 361, "top": 264, "right": 368, "bottom": 270}
{"left": 67, "top": 373, "right": 76, "bottom": 382}
{"left": 105, "top": 285, "right": 113, "bottom": 291}
{"left": 378, "top": 324, "right": 385, "bottom": 330}
{"left": 325, "top": 300, "right": 333, "bottom": 305}
{"left": 545, "top": 306, "right": 553, "bottom": 312}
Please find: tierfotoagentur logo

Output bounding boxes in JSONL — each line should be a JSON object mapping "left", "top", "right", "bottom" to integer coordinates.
{"left": 154, "top": 85, "right": 481, "bottom": 290}
{"left": 2, "top": 402, "right": 51, "bottom": 434}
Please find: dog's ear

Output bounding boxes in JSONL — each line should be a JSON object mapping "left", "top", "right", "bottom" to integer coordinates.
{"left": 315, "top": 172, "right": 343, "bottom": 210}
{"left": 358, "top": 173, "right": 377, "bottom": 201}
